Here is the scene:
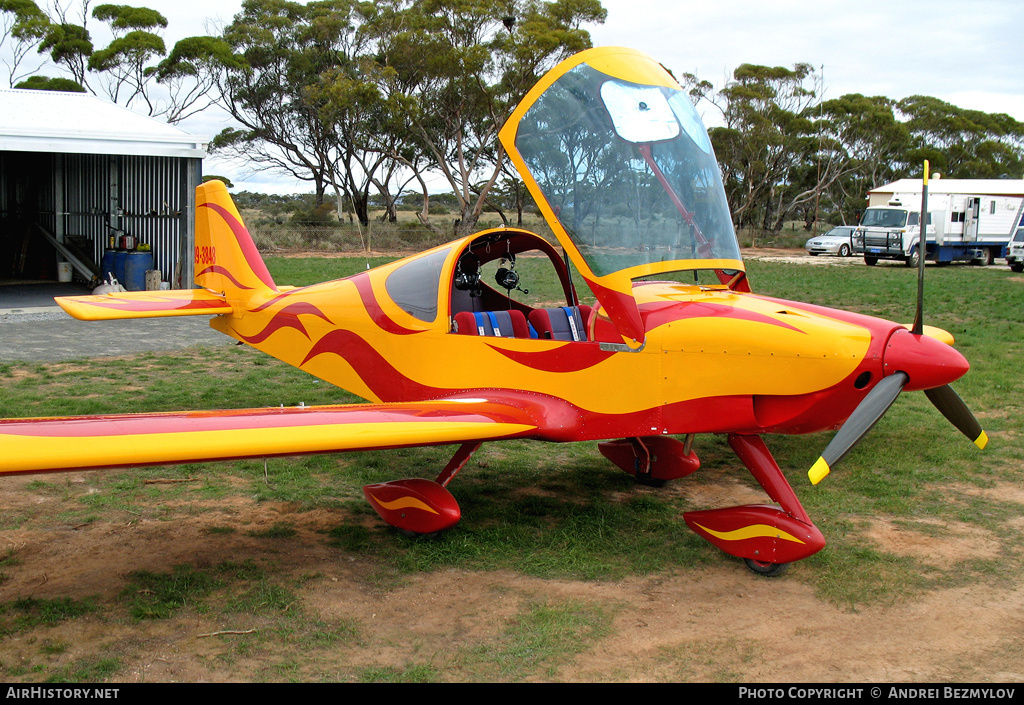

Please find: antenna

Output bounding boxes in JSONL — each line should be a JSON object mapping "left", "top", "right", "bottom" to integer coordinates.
{"left": 912, "top": 160, "right": 929, "bottom": 335}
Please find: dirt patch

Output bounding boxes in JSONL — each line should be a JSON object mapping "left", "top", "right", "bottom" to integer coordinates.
{"left": 2, "top": 472, "right": 1023, "bottom": 683}
{"left": 864, "top": 517, "right": 1001, "bottom": 565}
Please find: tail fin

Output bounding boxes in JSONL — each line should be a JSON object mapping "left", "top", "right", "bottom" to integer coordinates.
{"left": 195, "top": 181, "right": 278, "bottom": 298}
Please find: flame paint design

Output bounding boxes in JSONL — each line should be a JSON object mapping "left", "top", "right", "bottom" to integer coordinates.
{"left": 351, "top": 274, "right": 425, "bottom": 335}
{"left": 198, "top": 202, "right": 277, "bottom": 290}
{"left": 692, "top": 522, "right": 805, "bottom": 544}
{"left": 71, "top": 296, "right": 228, "bottom": 313}
{"left": 641, "top": 301, "right": 805, "bottom": 335}
{"left": 197, "top": 264, "right": 254, "bottom": 290}
{"left": 248, "top": 290, "right": 305, "bottom": 313}
{"left": 301, "top": 329, "right": 454, "bottom": 400}
{"left": 0, "top": 404, "right": 530, "bottom": 439}
{"left": 236, "top": 302, "right": 333, "bottom": 344}
{"left": 367, "top": 492, "right": 439, "bottom": 515}
{"left": 488, "top": 343, "right": 615, "bottom": 373}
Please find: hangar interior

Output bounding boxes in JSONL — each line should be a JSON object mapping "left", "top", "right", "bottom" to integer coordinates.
{"left": 0, "top": 89, "right": 206, "bottom": 307}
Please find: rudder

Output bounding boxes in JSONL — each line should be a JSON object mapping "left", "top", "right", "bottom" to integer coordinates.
{"left": 195, "top": 181, "right": 278, "bottom": 298}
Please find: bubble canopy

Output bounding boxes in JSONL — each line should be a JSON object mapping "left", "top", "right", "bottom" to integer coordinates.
{"left": 501, "top": 48, "right": 741, "bottom": 283}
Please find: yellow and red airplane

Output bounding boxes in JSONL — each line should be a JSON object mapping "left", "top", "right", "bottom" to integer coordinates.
{"left": 0, "top": 48, "right": 986, "bottom": 576}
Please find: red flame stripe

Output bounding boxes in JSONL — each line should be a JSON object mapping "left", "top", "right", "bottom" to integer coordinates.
{"left": 197, "top": 265, "right": 253, "bottom": 290}
{"left": 487, "top": 343, "right": 615, "bottom": 372}
{"left": 198, "top": 202, "right": 277, "bottom": 290}
{"left": 237, "top": 302, "right": 333, "bottom": 344}
{"left": 640, "top": 300, "right": 805, "bottom": 335}
{"left": 75, "top": 297, "right": 228, "bottom": 312}
{"left": 351, "top": 274, "right": 425, "bottom": 335}
{"left": 301, "top": 329, "right": 452, "bottom": 400}
{"left": 0, "top": 405, "right": 527, "bottom": 439}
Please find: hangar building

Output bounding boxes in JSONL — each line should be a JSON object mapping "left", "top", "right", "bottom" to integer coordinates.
{"left": 0, "top": 89, "right": 207, "bottom": 299}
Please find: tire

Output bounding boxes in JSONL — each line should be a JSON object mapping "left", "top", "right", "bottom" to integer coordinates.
{"left": 1011, "top": 263, "right": 1024, "bottom": 273}
{"left": 838, "top": 244, "right": 850, "bottom": 257}
{"left": 969, "top": 249, "right": 994, "bottom": 266}
{"left": 864, "top": 256, "right": 878, "bottom": 266}
{"left": 808, "top": 252, "right": 818, "bottom": 256}
{"left": 744, "top": 558, "right": 789, "bottom": 577}
{"left": 905, "top": 249, "right": 920, "bottom": 268}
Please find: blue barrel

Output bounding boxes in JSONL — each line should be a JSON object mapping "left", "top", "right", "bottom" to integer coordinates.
{"left": 124, "top": 252, "right": 154, "bottom": 291}
{"left": 113, "top": 251, "right": 128, "bottom": 286}
{"left": 101, "top": 250, "right": 117, "bottom": 282}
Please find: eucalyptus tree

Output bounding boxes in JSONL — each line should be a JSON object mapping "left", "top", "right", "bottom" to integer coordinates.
{"left": 897, "top": 95, "right": 1024, "bottom": 179}
{"left": 11, "top": 2, "right": 213, "bottom": 122}
{"left": 203, "top": 0, "right": 375, "bottom": 214}
{"left": 705, "top": 63, "right": 821, "bottom": 232}
{"left": 152, "top": 34, "right": 238, "bottom": 124}
{"left": 813, "top": 94, "right": 911, "bottom": 224}
{"left": 37, "top": 6, "right": 93, "bottom": 90}
{"left": 370, "top": 0, "right": 606, "bottom": 236}
{"left": 87, "top": 4, "right": 167, "bottom": 113}
{"left": 0, "top": 0, "right": 51, "bottom": 87}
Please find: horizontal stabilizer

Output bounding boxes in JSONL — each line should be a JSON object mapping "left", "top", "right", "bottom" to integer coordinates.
{"left": 56, "top": 289, "right": 231, "bottom": 321}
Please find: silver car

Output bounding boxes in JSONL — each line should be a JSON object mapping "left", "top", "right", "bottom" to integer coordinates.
{"left": 806, "top": 226, "right": 855, "bottom": 257}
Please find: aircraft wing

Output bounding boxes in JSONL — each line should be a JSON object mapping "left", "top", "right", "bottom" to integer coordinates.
{"left": 0, "top": 399, "right": 540, "bottom": 475}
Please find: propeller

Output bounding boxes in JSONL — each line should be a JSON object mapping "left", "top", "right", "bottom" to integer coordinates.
{"left": 808, "top": 372, "right": 908, "bottom": 485}
{"left": 808, "top": 160, "right": 987, "bottom": 485}
{"left": 924, "top": 385, "right": 988, "bottom": 450}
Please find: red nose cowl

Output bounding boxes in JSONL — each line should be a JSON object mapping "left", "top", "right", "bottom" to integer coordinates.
{"left": 883, "top": 329, "right": 970, "bottom": 391}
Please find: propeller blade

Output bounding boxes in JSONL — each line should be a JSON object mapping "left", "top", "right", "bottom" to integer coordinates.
{"left": 808, "top": 372, "right": 909, "bottom": 485}
{"left": 924, "top": 384, "right": 989, "bottom": 450}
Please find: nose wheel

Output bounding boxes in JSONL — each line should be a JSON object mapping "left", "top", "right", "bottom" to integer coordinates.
{"left": 744, "top": 558, "right": 789, "bottom": 577}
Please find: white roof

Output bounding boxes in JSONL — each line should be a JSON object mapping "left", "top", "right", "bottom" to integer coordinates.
{"left": 870, "top": 178, "right": 1024, "bottom": 198}
{"left": 0, "top": 89, "right": 207, "bottom": 159}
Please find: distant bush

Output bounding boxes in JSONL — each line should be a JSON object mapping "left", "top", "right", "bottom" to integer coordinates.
{"left": 290, "top": 202, "right": 338, "bottom": 226}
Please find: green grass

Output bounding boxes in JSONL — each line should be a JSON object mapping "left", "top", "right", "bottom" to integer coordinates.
{"left": 0, "top": 253, "right": 1020, "bottom": 681}
{"left": 0, "top": 597, "right": 97, "bottom": 636}
{"left": 467, "top": 599, "right": 614, "bottom": 681}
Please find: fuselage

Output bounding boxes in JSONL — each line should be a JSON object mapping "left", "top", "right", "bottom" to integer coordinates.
{"left": 211, "top": 236, "right": 964, "bottom": 444}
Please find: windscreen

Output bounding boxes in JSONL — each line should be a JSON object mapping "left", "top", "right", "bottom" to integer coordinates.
{"left": 861, "top": 209, "right": 909, "bottom": 228}
{"left": 513, "top": 63, "right": 740, "bottom": 278}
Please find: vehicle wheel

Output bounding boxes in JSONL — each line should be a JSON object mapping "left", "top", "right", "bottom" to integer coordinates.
{"left": 981, "top": 248, "right": 995, "bottom": 266}
{"left": 808, "top": 252, "right": 818, "bottom": 256}
{"left": 744, "top": 558, "right": 789, "bottom": 577}
{"left": 1011, "top": 263, "right": 1024, "bottom": 273}
{"left": 864, "top": 256, "right": 878, "bottom": 266}
{"left": 838, "top": 244, "right": 850, "bottom": 257}
{"left": 905, "top": 249, "right": 920, "bottom": 268}
{"left": 400, "top": 529, "right": 443, "bottom": 540}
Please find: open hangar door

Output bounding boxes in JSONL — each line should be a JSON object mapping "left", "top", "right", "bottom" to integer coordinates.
{"left": 0, "top": 89, "right": 206, "bottom": 307}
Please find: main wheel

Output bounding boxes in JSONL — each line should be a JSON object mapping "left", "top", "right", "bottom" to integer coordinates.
{"left": 905, "top": 249, "right": 920, "bottom": 268}
{"left": 744, "top": 558, "right": 789, "bottom": 577}
{"left": 838, "top": 243, "right": 850, "bottom": 257}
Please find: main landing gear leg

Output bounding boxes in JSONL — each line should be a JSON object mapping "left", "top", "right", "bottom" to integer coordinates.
{"left": 363, "top": 442, "right": 482, "bottom": 535}
{"left": 683, "top": 434, "right": 825, "bottom": 577}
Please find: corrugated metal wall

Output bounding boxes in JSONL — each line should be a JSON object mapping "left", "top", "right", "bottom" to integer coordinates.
{"left": 1, "top": 151, "right": 200, "bottom": 287}
{"left": 118, "top": 155, "right": 191, "bottom": 284}
{"left": 62, "top": 153, "right": 110, "bottom": 254}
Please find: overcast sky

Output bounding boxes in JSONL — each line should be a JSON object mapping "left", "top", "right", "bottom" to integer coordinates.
{"left": 94, "top": 0, "right": 1024, "bottom": 191}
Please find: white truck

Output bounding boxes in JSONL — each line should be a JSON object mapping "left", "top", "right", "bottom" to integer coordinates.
{"left": 852, "top": 191, "right": 1022, "bottom": 267}
{"left": 1006, "top": 201, "right": 1024, "bottom": 273}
